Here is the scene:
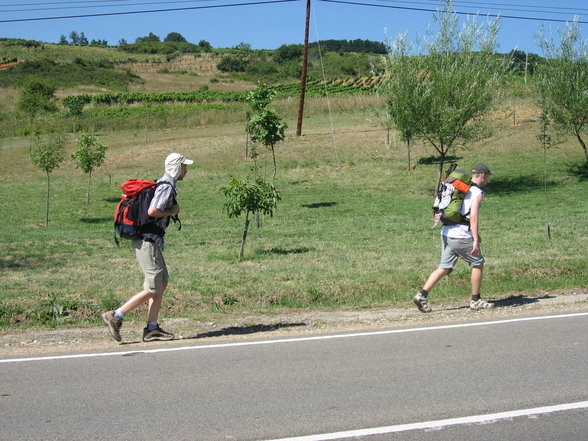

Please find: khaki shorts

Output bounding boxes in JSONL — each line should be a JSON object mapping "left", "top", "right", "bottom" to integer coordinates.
{"left": 439, "top": 235, "right": 485, "bottom": 269}
{"left": 133, "top": 239, "right": 169, "bottom": 293}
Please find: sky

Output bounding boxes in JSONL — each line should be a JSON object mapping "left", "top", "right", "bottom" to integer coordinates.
{"left": 1, "top": 0, "right": 588, "bottom": 56}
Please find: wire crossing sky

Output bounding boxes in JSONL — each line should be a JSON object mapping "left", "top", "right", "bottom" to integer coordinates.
{"left": 1, "top": 0, "right": 587, "bottom": 54}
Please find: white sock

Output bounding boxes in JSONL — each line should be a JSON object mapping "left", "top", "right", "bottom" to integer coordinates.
{"left": 114, "top": 309, "right": 124, "bottom": 321}
{"left": 147, "top": 321, "right": 158, "bottom": 331}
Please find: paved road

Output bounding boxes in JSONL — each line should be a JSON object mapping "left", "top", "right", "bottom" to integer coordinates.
{"left": 2, "top": 313, "right": 587, "bottom": 440}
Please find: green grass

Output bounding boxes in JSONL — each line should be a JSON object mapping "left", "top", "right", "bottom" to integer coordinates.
{"left": 0, "top": 97, "right": 586, "bottom": 329}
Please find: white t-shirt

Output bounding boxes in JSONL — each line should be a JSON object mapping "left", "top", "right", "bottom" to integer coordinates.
{"left": 442, "top": 186, "right": 483, "bottom": 239}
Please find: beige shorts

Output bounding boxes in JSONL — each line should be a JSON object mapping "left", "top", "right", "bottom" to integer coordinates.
{"left": 132, "top": 239, "right": 169, "bottom": 293}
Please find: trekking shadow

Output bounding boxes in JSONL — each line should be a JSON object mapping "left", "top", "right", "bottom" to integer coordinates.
{"left": 492, "top": 294, "right": 554, "bottom": 308}
{"left": 104, "top": 197, "right": 120, "bottom": 203}
{"left": 189, "top": 322, "right": 306, "bottom": 339}
{"left": 302, "top": 202, "right": 338, "bottom": 209}
{"left": 440, "top": 294, "right": 554, "bottom": 311}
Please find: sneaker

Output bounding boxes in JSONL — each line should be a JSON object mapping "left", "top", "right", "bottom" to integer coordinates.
{"left": 143, "top": 325, "right": 175, "bottom": 342}
{"left": 413, "top": 293, "right": 432, "bottom": 313}
{"left": 470, "top": 298, "right": 494, "bottom": 310}
{"left": 102, "top": 311, "right": 122, "bottom": 342}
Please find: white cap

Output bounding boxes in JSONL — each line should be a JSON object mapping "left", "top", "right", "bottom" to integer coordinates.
{"left": 164, "top": 153, "right": 193, "bottom": 180}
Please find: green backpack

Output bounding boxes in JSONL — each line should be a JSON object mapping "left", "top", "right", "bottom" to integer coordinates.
{"left": 432, "top": 164, "right": 473, "bottom": 227}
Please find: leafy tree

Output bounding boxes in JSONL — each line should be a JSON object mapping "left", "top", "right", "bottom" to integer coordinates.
{"left": 165, "top": 32, "right": 187, "bottom": 43}
{"left": 274, "top": 44, "right": 303, "bottom": 64}
{"left": 381, "top": 0, "right": 508, "bottom": 189}
{"left": 222, "top": 176, "right": 280, "bottom": 260}
{"left": 71, "top": 132, "right": 107, "bottom": 204}
{"left": 135, "top": 32, "right": 160, "bottom": 44}
{"left": 536, "top": 19, "right": 588, "bottom": 163}
{"left": 79, "top": 32, "right": 89, "bottom": 46}
{"left": 69, "top": 31, "right": 79, "bottom": 45}
{"left": 58, "top": 35, "right": 68, "bottom": 45}
{"left": 17, "top": 79, "right": 57, "bottom": 115}
{"left": 198, "top": 40, "right": 212, "bottom": 51}
{"left": 217, "top": 55, "right": 250, "bottom": 72}
{"left": 29, "top": 134, "right": 66, "bottom": 226}
{"left": 246, "top": 83, "right": 288, "bottom": 178}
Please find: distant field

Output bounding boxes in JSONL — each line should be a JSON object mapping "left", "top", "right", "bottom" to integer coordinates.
{"left": 0, "top": 94, "right": 586, "bottom": 329}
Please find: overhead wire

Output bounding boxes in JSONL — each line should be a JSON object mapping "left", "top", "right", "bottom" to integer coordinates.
{"left": 0, "top": 0, "right": 298, "bottom": 23}
{"left": 317, "top": 0, "right": 588, "bottom": 24}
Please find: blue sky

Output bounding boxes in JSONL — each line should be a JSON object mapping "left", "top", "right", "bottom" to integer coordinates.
{"left": 1, "top": 1, "right": 587, "bottom": 55}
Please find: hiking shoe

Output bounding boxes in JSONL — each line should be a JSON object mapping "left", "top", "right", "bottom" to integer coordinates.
{"left": 102, "top": 311, "right": 122, "bottom": 342}
{"left": 413, "top": 293, "right": 432, "bottom": 313}
{"left": 470, "top": 298, "right": 494, "bottom": 310}
{"left": 143, "top": 325, "right": 175, "bottom": 342}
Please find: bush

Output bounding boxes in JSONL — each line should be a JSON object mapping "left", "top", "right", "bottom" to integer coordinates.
{"left": 217, "top": 55, "right": 250, "bottom": 72}
{"left": 17, "top": 79, "right": 57, "bottom": 115}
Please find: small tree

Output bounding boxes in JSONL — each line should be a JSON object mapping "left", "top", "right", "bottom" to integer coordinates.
{"left": 381, "top": 0, "right": 508, "bottom": 190}
{"left": 71, "top": 132, "right": 107, "bottom": 204}
{"left": 536, "top": 19, "right": 588, "bottom": 163}
{"left": 246, "top": 83, "right": 288, "bottom": 179}
{"left": 17, "top": 79, "right": 57, "bottom": 116}
{"left": 29, "top": 134, "right": 66, "bottom": 226}
{"left": 222, "top": 177, "right": 280, "bottom": 260}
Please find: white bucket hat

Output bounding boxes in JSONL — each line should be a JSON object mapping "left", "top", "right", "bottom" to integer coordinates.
{"left": 164, "top": 153, "right": 194, "bottom": 180}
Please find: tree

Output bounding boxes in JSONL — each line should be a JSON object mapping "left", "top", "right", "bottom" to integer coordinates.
{"left": 17, "top": 79, "right": 57, "bottom": 116}
{"left": 222, "top": 176, "right": 280, "bottom": 260}
{"left": 381, "top": 0, "right": 508, "bottom": 190}
{"left": 536, "top": 19, "right": 588, "bottom": 163}
{"left": 29, "top": 134, "right": 66, "bottom": 226}
{"left": 246, "top": 83, "right": 288, "bottom": 179}
{"left": 69, "top": 31, "right": 80, "bottom": 45}
{"left": 58, "top": 35, "right": 68, "bottom": 45}
{"left": 198, "top": 40, "right": 212, "bottom": 51}
{"left": 135, "top": 32, "right": 160, "bottom": 44}
{"left": 165, "top": 32, "right": 187, "bottom": 43}
{"left": 71, "top": 132, "right": 107, "bottom": 204}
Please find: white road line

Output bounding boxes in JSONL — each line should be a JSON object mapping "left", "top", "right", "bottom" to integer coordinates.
{"left": 1, "top": 312, "right": 587, "bottom": 364}
{"left": 262, "top": 401, "right": 588, "bottom": 441}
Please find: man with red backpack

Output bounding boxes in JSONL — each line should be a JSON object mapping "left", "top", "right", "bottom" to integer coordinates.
{"left": 413, "top": 163, "right": 494, "bottom": 313}
{"left": 102, "top": 153, "right": 193, "bottom": 342}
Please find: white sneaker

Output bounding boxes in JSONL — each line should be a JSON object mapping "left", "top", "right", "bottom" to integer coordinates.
{"left": 470, "top": 298, "right": 494, "bottom": 310}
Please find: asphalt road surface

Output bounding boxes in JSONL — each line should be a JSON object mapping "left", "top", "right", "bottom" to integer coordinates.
{"left": 2, "top": 312, "right": 587, "bottom": 440}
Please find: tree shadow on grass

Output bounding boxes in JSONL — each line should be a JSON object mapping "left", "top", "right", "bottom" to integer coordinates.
{"left": 80, "top": 217, "right": 111, "bottom": 224}
{"left": 567, "top": 161, "right": 588, "bottom": 181}
{"left": 485, "top": 175, "right": 555, "bottom": 195}
{"left": 301, "top": 202, "right": 338, "bottom": 209}
{"left": 104, "top": 197, "right": 120, "bottom": 203}
{"left": 417, "top": 155, "right": 462, "bottom": 166}
{"left": 259, "top": 247, "right": 314, "bottom": 255}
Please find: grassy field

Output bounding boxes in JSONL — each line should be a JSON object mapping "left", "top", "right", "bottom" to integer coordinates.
{"left": 0, "top": 95, "right": 586, "bottom": 329}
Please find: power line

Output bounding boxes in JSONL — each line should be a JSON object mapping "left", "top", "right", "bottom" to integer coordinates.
{"left": 0, "top": 0, "right": 298, "bottom": 22}
{"left": 1, "top": 0, "right": 227, "bottom": 14}
{"left": 371, "top": 0, "right": 588, "bottom": 17}
{"left": 318, "top": 0, "right": 588, "bottom": 24}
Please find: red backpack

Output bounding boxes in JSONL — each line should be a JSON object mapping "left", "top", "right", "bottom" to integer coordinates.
{"left": 113, "top": 179, "right": 179, "bottom": 246}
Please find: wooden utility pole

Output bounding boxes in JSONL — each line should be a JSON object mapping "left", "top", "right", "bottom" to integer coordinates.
{"left": 296, "top": 0, "right": 311, "bottom": 137}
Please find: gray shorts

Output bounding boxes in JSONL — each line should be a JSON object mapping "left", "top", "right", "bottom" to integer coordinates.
{"left": 133, "top": 239, "right": 169, "bottom": 293}
{"left": 439, "top": 235, "right": 485, "bottom": 269}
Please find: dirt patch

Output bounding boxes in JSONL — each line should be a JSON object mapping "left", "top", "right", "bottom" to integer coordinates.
{"left": 1, "top": 291, "right": 586, "bottom": 359}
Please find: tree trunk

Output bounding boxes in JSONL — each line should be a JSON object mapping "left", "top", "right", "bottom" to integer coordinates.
{"left": 406, "top": 139, "right": 412, "bottom": 171}
{"left": 86, "top": 170, "right": 92, "bottom": 204}
{"left": 577, "top": 133, "right": 588, "bottom": 163}
{"left": 239, "top": 213, "right": 250, "bottom": 261}
{"left": 271, "top": 144, "right": 277, "bottom": 179}
{"left": 45, "top": 172, "right": 50, "bottom": 227}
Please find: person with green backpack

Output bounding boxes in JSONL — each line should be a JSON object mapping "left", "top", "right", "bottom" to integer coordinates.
{"left": 413, "top": 163, "right": 494, "bottom": 313}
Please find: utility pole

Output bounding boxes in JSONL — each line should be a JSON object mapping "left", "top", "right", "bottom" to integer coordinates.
{"left": 296, "top": 0, "right": 311, "bottom": 137}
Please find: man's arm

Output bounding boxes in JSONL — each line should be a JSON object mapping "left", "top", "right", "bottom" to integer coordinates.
{"left": 469, "top": 193, "right": 484, "bottom": 256}
{"left": 147, "top": 204, "right": 180, "bottom": 218}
